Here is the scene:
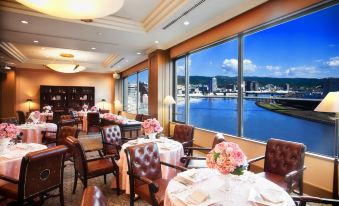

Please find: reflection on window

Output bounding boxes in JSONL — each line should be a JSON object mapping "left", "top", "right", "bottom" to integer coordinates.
{"left": 175, "top": 58, "right": 186, "bottom": 122}
{"left": 123, "top": 69, "right": 149, "bottom": 114}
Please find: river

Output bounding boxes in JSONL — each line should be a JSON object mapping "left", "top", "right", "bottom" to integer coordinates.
{"left": 176, "top": 97, "right": 334, "bottom": 156}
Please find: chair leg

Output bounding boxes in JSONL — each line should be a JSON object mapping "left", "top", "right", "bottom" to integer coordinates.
{"left": 115, "top": 169, "right": 120, "bottom": 195}
{"left": 83, "top": 179, "right": 88, "bottom": 190}
{"left": 59, "top": 186, "right": 64, "bottom": 206}
{"left": 72, "top": 172, "right": 78, "bottom": 194}
{"left": 104, "top": 174, "right": 107, "bottom": 184}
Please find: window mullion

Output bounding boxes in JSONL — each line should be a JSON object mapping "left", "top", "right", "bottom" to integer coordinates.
{"left": 237, "top": 34, "right": 244, "bottom": 137}
{"left": 185, "top": 55, "right": 190, "bottom": 124}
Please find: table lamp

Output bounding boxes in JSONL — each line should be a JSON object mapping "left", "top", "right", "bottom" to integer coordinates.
{"left": 26, "top": 98, "right": 32, "bottom": 112}
{"left": 163, "top": 95, "right": 176, "bottom": 105}
{"left": 101, "top": 99, "right": 106, "bottom": 109}
{"left": 314, "top": 92, "right": 339, "bottom": 198}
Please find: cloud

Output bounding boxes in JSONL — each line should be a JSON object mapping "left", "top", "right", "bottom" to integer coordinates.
{"left": 221, "top": 58, "right": 256, "bottom": 72}
{"left": 285, "top": 66, "right": 318, "bottom": 77}
{"left": 265, "top": 65, "right": 281, "bottom": 71}
{"left": 326, "top": 56, "right": 339, "bottom": 67}
{"left": 176, "top": 65, "right": 185, "bottom": 74}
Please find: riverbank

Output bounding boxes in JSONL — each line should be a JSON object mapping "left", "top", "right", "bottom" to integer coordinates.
{"left": 256, "top": 101, "right": 334, "bottom": 125}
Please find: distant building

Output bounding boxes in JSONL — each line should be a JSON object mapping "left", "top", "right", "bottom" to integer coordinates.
{"left": 245, "top": 81, "right": 259, "bottom": 91}
{"left": 208, "top": 77, "right": 218, "bottom": 92}
{"left": 323, "top": 78, "right": 339, "bottom": 96}
{"left": 225, "top": 84, "right": 236, "bottom": 92}
{"left": 283, "top": 83, "right": 290, "bottom": 91}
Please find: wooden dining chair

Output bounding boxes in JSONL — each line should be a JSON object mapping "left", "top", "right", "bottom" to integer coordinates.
{"left": 16, "top": 111, "right": 26, "bottom": 125}
{"left": 0, "top": 146, "right": 67, "bottom": 206}
{"left": 248, "top": 138, "right": 306, "bottom": 195}
{"left": 80, "top": 186, "right": 107, "bottom": 206}
{"left": 170, "top": 124, "right": 195, "bottom": 156}
{"left": 180, "top": 133, "right": 226, "bottom": 168}
{"left": 125, "top": 142, "right": 187, "bottom": 206}
{"left": 291, "top": 195, "right": 339, "bottom": 206}
{"left": 135, "top": 114, "right": 143, "bottom": 122}
{"left": 65, "top": 136, "right": 120, "bottom": 195}
{"left": 101, "top": 125, "right": 133, "bottom": 158}
{"left": 87, "top": 112, "right": 100, "bottom": 134}
{"left": 42, "top": 120, "right": 78, "bottom": 146}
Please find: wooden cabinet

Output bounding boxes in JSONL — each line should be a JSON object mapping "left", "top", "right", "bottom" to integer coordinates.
{"left": 40, "top": 85, "right": 95, "bottom": 111}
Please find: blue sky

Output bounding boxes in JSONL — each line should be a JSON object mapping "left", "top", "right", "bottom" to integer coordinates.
{"left": 186, "top": 4, "right": 339, "bottom": 78}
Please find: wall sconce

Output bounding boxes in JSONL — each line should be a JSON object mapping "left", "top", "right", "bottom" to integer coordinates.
{"left": 26, "top": 98, "right": 32, "bottom": 111}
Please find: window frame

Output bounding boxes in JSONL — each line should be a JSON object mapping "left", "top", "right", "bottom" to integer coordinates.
{"left": 123, "top": 68, "right": 149, "bottom": 114}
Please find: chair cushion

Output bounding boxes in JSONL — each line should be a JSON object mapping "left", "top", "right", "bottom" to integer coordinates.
{"left": 187, "top": 159, "right": 207, "bottom": 169}
{"left": 0, "top": 182, "right": 18, "bottom": 199}
{"left": 87, "top": 159, "right": 114, "bottom": 178}
{"left": 135, "top": 178, "right": 169, "bottom": 206}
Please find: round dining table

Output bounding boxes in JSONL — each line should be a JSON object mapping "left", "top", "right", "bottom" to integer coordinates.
{"left": 164, "top": 168, "right": 295, "bottom": 206}
{"left": 17, "top": 123, "right": 57, "bottom": 144}
{"left": 0, "top": 143, "right": 47, "bottom": 186}
{"left": 111, "top": 137, "right": 184, "bottom": 194}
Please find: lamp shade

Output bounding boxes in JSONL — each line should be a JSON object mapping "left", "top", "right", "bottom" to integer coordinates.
{"left": 164, "top": 95, "right": 176, "bottom": 105}
{"left": 101, "top": 99, "right": 106, "bottom": 102}
{"left": 46, "top": 64, "right": 86, "bottom": 73}
{"left": 26, "top": 98, "right": 32, "bottom": 102}
{"left": 17, "top": 0, "right": 125, "bottom": 20}
{"left": 314, "top": 92, "right": 339, "bottom": 113}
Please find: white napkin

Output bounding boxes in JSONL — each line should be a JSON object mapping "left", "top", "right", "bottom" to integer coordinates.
{"left": 248, "top": 187, "right": 287, "bottom": 206}
{"left": 187, "top": 189, "right": 209, "bottom": 204}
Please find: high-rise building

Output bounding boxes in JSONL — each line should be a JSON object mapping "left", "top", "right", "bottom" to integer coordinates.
{"left": 245, "top": 81, "right": 259, "bottom": 91}
{"left": 323, "top": 78, "right": 339, "bottom": 96}
{"left": 209, "top": 77, "right": 218, "bottom": 92}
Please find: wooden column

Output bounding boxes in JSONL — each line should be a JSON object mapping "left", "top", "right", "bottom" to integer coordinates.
{"left": 0, "top": 70, "right": 16, "bottom": 118}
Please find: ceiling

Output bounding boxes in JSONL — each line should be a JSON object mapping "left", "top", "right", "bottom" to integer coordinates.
{"left": 0, "top": 0, "right": 267, "bottom": 73}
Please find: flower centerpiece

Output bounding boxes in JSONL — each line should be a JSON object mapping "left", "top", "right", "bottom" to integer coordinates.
{"left": 102, "top": 113, "right": 117, "bottom": 121}
{"left": 82, "top": 104, "right": 88, "bottom": 111}
{"left": 0, "top": 123, "right": 19, "bottom": 152}
{"left": 142, "top": 118, "right": 163, "bottom": 139}
{"left": 115, "top": 115, "right": 127, "bottom": 124}
{"left": 43, "top": 105, "right": 52, "bottom": 113}
{"left": 90, "top": 106, "right": 98, "bottom": 112}
{"left": 206, "top": 142, "right": 247, "bottom": 176}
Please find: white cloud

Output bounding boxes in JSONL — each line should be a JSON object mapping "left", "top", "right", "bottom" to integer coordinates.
{"left": 285, "top": 66, "right": 318, "bottom": 77}
{"left": 221, "top": 58, "right": 256, "bottom": 72}
{"left": 265, "top": 65, "right": 281, "bottom": 71}
{"left": 176, "top": 65, "right": 185, "bottom": 74}
{"left": 326, "top": 56, "right": 339, "bottom": 67}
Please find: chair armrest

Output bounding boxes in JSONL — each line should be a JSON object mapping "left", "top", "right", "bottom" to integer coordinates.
{"left": 185, "top": 146, "right": 211, "bottom": 151}
{"left": 180, "top": 156, "right": 206, "bottom": 162}
{"left": 0, "top": 174, "right": 19, "bottom": 184}
{"left": 248, "top": 156, "right": 265, "bottom": 164}
{"left": 160, "top": 161, "right": 187, "bottom": 172}
{"left": 126, "top": 171, "right": 159, "bottom": 193}
{"left": 86, "top": 154, "right": 119, "bottom": 162}
{"left": 291, "top": 195, "right": 339, "bottom": 204}
{"left": 285, "top": 166, "right": 307, "bottom": 193}
{"left": 121, "top": 137, "right": 137, "bottom": 141}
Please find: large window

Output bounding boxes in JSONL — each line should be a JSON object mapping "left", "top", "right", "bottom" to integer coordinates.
{"left": 174, "top": 3, "right": 339, "bottom": 156}
{"left": 123, "top": 69, "right": 149, "bottom": 114}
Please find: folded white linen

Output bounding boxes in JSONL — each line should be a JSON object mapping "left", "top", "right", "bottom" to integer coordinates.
{"left": 248, "top": 187, "right": 287, "bottom": 206}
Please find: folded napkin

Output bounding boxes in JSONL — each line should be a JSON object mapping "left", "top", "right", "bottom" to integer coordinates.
{"left": 187, "top": 189, "right": 209, "bottom": 204}
{"left": 248, "top": 187, "right": 287, "bottom": 206}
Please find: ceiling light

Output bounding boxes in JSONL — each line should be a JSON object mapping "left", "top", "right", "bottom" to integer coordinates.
{"left": 45, "top": 53, "right": 86, "bottom": 73}
{"left": 41, "top": 47, "right": 46, "bottom": 50}
{"left": 17, "top": 0, "right": 125, "bottom": 20}
{"left": 183, "top": 21, "right": 190, "bottom": 26}
{"left": 125, "top": 60, "right": 129, "bottom": 62}
{"left": 4, "top": 66, "right": 11, "bottom": 70}
{"left": 8, "top": 62, "right": 14, "bottom": 65}
{"left": 155, "top": 40, "right": 159, "bottom": 44}
{"left": 33, "top": 40, "right": 39, "bottom": 43}
{"left": 97, "top": 32, "right": 102, "bottom": 35}
{"left": 91, "top": 47, "right": 96, "bottom": 50}
{"left": 137, "top": 52, "right": 141, "bottom": 55}
{"left": 21, "top": 20, "right": 29, "bottom": 24}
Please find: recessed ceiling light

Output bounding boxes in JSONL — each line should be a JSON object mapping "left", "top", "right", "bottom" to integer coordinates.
{"left": 91, "top": 47, "right": 96, "bottom": 50}
{"left": 137, "top": 52, "right": 141, "bottom": 55}
{"left": 155, "top": 40, "right": 159, "bottom": 44}
{"left": 8, "top": 62, "right": 14, "bottom": 65}
{"left": 183, "top": 21, "right": 190, "bottom": 26}
{"left": 33, "top": 40, "right": 39, "bottom": 43}
{"left": 125, "top": 60, "right": 129, "bottom": 62}
{"left": 97, "top": 32, "right": 102, "bottom": 35}
{"left": 21, "top": 20, "right": 29, "bottom": 24}
{"left": 41, "top": 47, "right": 46, "bottom": 50}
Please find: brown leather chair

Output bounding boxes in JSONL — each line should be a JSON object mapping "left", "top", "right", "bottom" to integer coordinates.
{"left": 248, "top": 138, "right": 306, "bottom": 195}
{"left": 101, "top": 125, "right": 132, "bottom": 159}
{"left": 171, "top": 124, "right": 195, "bottom": 156}
{"left": 52, "top": 110, "right": 64, "bottom": 124}
{"left": 291, "top": 195, "right": 339, "bottom": 206}
{"left": 16, "top": 111, "right": 26, "bottom": 125}
{"left": 125, "top": 142, "right": 186, "bottom": 206}
{"left": 0, "top": 146, "right": 67, "bottom": 205}
{"left": 87, "top": 112, "right": 100, "bottom": 134}
{"left": 42, "top": 121, "right": 79, "bottom": 146}
{"left": 65, "top": 136, "right": 120, "bottom": 195}
{"left": 141, "top": 115, "right": 152, "bottom": 122}
{"left": 80, "top": 186, "right": 107, "bottom": 206}
{"left": 181, "top": 133, "right": 226, "bottom": 168}
{"left": 99, "top": 109, "right": 109, "bottom": 114}
{"left": 135, "top": 114, "right": 143, "bottom": 122}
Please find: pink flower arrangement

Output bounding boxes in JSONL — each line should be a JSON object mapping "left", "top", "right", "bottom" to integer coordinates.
{"left": 90, "top": 106, "right": 98, "bottom": 111}
{"left": 43, "top": 105, "right": 52, "bottom": 112}
{"left": 33, "top": 111, "right": 40, "bottom": 119}
{"left": 103, "top": 113, "right": 117, "bottom": 121}
{"left": 0, "top": 123, "right": 19, "bottom": 139}
{"left": 82, "top": 104, "right": 88, "bottom": 110}
{"left": 142, "top": 118, "right": 163, "bottom": 135}
{"left": 206, "top": 142, "right": 247, "bottom": 175}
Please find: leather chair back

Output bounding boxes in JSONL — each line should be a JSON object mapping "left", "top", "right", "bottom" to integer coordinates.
{"left": 57, "top": 126, "right": 79, "bottom": 146}
{"left": 53, "top": 111, "right": 64, "bottom": 124}
{"left": 101, "top": 125, "right": 122, "bottom": 155}
{"left": 18, "top": 146, "right": 67, "bottom": 201}
{"left": 173, "top": 124, "right": 194, "bottom": 144}
{"left": 17, "top": 111, "right": 26, "bottom": 124}
{"left": 60, "top": 115, "right": 72, "bottom": 121}
{"left": 66, "top": 136, "right": 88, "bottom": 177}
{"left": 99, "top": 109, "right": 109, "bottom": 114}
{"left": 135, "top": 114, "right": 143, "bottom": 122}
{"left": 80, "top": 186, "right": 107, "bottom": 206}
{"left": 87, "top": 112, "right": 100, "bottom": 126}
{"left": 212, "top": 133, "right": 226, "bottom": 148}
{"left": 126, "top": 143, "right": 162, "bottom": 185}
{"left": 141, "top": 115, "right": 152, "bottom": 122}
{"left": 264, "top": 138, "right": 306, "bottom": 176}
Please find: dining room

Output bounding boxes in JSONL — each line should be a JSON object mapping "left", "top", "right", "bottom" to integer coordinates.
{"left": 0, "top": 0, "right": 339, "bottom": 206}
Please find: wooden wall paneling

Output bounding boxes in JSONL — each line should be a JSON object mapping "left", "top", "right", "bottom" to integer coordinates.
{"left": 0, "top": 71, "right": 16, "bottom": 118}
{"left": 148, "top": 51, "right": 158, "bottom": 118}
{"left": 170, "top": 0, "right": 323, "bottom": 58}
{"left": 121, "top": 60, "right": 148, "bottom": 78}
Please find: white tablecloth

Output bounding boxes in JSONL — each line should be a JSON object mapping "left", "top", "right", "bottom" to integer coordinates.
{"left": 17, "top": 123, "right": 57, "bottom": 143}
{"left": 164, "top": 168, "right": 295, "bottom": 206}
{"left": 112, "top": 138, "right": 184, "bottom": 194}
{"left": 0, "top": 143, "right": 47, "bottom": 186}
